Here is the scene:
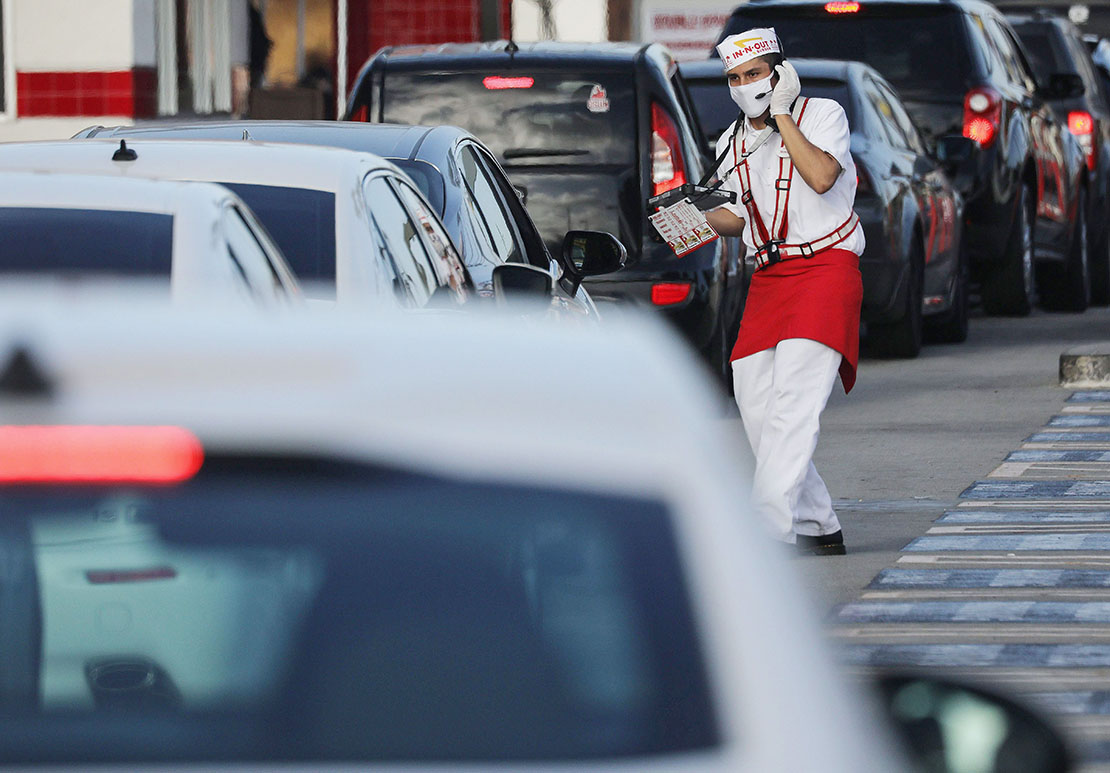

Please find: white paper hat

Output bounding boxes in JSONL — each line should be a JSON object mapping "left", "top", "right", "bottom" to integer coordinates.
{"left": 717, "top": 28, "right": 781, "bottom": 72}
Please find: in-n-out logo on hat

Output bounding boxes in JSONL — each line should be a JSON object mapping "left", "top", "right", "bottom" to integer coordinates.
{"left": 717, "top": 28, "right": 781, "bottom": 71}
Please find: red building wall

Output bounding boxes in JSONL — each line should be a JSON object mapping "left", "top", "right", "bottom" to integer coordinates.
{"left": 345, "top": 0, "right": 511, "bottom": 88}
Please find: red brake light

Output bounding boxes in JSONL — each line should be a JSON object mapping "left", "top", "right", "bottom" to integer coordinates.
{"left": 825, "top": 1, "right": 861, "bottom": 12}
{"left": 962, "top": 87, "right": 1001, "bottom": 148}
{"left": 483, "top": 76, "right": 534, "bottom": 90}
{"left": 349, "top": 104, "right": 368, "bottom": 122}
{"left": 651, "top": 282, "right": 692, "bottom": 306}
{"left": 1069, "top": 110, "right": 1098, "bottom": 171}
{"left": 0, "top": 426, "right": 203, "bottom": 484}
{"left": 651, "top": 102, "right": 688, "bottom": 196}
{"left": 1069, "top": 111, "right": 1094, "bottom": 135}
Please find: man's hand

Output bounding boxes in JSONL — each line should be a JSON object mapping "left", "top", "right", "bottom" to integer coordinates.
{"left": 769, "top": 61, "right": 801, "bottom": 117}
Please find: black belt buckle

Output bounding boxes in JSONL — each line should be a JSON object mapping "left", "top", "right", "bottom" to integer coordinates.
{"left": 755, "top": 240, "right": 783, "bottom": 271}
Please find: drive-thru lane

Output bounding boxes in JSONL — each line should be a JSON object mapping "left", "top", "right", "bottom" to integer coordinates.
{"left": 770, "top": 308, "right": 1110, "bottom": 770}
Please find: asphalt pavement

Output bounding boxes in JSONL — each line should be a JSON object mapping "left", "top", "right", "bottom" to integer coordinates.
{"left": 738, "top": 305, "right": 1110, "bottom": 770}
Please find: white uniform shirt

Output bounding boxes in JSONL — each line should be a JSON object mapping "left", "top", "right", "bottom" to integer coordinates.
{"left": 714, "top": 97, "right": 865, "bottom": 257}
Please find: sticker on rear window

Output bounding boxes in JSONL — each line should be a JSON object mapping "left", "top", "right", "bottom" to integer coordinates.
{"left": 587, "top": 85, "right": 610, "bottom": 113}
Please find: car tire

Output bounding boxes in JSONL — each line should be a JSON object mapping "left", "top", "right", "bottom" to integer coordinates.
{"left": 981, "top": 186, "right": 1034, "bottom": 317}
{"left": 869, "top": 238, "right": 924, "bottom": 359}
{"left": 1039, "top": 187, "right": 1090, "bottom": 313}
{"left": 1089, "top": 217, "right": 1110, "bottom": 306}
{"left": 925, "top": 241, "right": 969, "bottom": 344}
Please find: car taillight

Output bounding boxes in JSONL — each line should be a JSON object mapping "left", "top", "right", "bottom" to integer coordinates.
{"left": 349, "top": 104, "right": 368, "bottom": 122}
{"left": 483, "top": 76, "right": 534, "bottom": 90}
{"left": 855, "top": 159, "right": 873, "bottom": 195}
{"left": 1069, "top": 110, "right": 1098, "bottom": 172}
{"left": 825, "top": 1, "right": 861, "bottom": 12}
{"left": 0, "top": 425, "right": 203, "bottom": 484}
{"left": 651, "top": 282, "right": 692, "bottom": 306}
{"left": 651, "top": 102, "right": 687, "bottom": 196}
{"left": 962, "top": 87, "right": 1001, "bottom": 148}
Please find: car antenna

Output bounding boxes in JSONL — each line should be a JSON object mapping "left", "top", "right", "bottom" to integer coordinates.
{"left": 242, "top": 129, "right": 252, "bottom": 141}
{"left": 505, "top": 39, "right": 519, "bottom": 57}
{"left": 111, "top": 139, "right": 137, "bottom": 162}
{"left": 0, "top": 345, "right": 54, "bottom": 398}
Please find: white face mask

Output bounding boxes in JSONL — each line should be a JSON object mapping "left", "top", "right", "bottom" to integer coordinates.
{"left": 730, "top": 73, "right": 774, "bottom": 119}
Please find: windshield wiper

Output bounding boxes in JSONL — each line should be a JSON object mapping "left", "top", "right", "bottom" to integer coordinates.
{"left": 502, "top": 148, "right": 589, "bottom": 159}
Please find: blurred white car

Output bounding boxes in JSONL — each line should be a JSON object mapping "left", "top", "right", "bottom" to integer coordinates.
{"left": 0, "top": 139, "right": 471, "bottom": 308}
{"left": 0, "top": 171, "right": 299, "bottom": 305}
{"left": 0, "top": 296, "right": 1069, "bottom": 770}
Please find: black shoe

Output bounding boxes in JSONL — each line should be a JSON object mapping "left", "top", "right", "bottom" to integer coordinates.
{"left": 796, "top": 530, "right": 846, "bottom": 556}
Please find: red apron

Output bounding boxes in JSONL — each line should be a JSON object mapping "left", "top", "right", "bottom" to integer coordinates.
{"left": 730, "top": 247, "right": 863, "bottom": 393}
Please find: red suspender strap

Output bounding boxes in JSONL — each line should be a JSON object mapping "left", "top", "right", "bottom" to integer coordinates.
{"left": 772, "top": 97, "right": 809, "bottom": 241}
{"left": 733, "top": 132, "right": 772, "bottom": 247}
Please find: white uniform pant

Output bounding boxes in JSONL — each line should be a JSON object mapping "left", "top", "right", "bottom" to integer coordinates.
{"left": 732, "top": 337, "right": 843, "bottom": 543}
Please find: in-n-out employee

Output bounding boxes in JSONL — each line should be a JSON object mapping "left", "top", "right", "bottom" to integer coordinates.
{"left": 705, "top": 27, "right": 864, "bottom": 556}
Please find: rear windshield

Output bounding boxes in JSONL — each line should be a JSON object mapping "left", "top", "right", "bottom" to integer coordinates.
{"left": 1013, "top": 24, "right": 1076, "bottom": 75}
{"left": 0, "top": 457, "right": 718, "bottom": 763}
{"left": 726, "top": 7, "right": 973, "bottom": 98}
{"left": 380, "top": 71, "right": 636, "bottom": 167}
{"left": 0, "top": 208, "right": 172, "bottom": 275}
{"left": 219, "top": 184, "right": 336, "bottom": 282}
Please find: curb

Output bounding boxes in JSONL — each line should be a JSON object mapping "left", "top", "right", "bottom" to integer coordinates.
{"left": 1061, "top": 344, "right": 1110, "bottom": 387}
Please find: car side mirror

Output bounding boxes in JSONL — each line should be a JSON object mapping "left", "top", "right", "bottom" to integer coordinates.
{"left": 1038, "top": 72, "right": 1086, "bottom": 100}
{"left": 561, "top": 230, "right": 627, "bottom": 294}
{"left": 876, "top": 673, "right": 1073, "bottom": 772}
{"left": 492, "top": 262, "right": 553, "bottom": 305}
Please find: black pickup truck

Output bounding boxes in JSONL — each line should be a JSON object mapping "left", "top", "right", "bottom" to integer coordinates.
{"left": 346, "top": 41, "right": 747, "bottom": 380}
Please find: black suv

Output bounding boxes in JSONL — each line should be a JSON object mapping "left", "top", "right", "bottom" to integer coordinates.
{"left": 720, "top": 0, "right": 1088, "bottom": 316}
{"left": 1009, "top": 11, "right": 1110, "bottom": 305}
{"left": 345, "top": 41, "right": 747, "bottom": 378}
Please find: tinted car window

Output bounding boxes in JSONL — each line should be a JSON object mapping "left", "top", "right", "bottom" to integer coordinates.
{"left": 460, "top": 146, "right": 523, "bottom": 264}
{"left": 474, "top": 146, "right": 552, "bottom": 268}
{"left": 0, "top": 463, "right": 717, "bottom": 761}
{"left": 364, "top": 176, "right": 439, "bottom": 307}
{"left": 392, "top": 178, "right": 469, "bottom": 300}
{"left": 727, "top": 7, "right": 972, "bottom": 98}
{"left": 1014, "top": 25, "right": 1074, "bottom": 74}
{"left": 985, "top": 16, "right": 1032, "bottom": 89}
{"left": 877, "top": 80, "right": 926, "bottom": 154}
{"left": 862, "top": 77, "right": 909, "bottom": 150}
{"left": 223, "top": 206, "right": 282, "bottom": 296}
{"left": 220, "top": 183, "right": 336, "bottom": 283}
{"left": 391, "top": 159, "right": 446, "bottom": 215}
{"left": 380, "top": 71, "right": 636, "bottom": 167}
{"left": 0, "top": 208, "right": 172, "bottom": 275}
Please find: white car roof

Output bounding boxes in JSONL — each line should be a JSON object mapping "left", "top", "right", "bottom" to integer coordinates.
{"left": 0, "top": 138, "right": 398, "bottom": 192}
{"left": 0, "top": 294, "right": 905, "bottom": 772}
{"left": 0, "top": 169, "right": 237, "bottom": 214}
{"left": 0, "top": 139, "right": 439, "bottom": 304}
